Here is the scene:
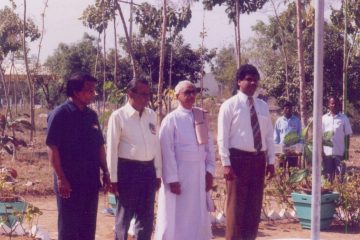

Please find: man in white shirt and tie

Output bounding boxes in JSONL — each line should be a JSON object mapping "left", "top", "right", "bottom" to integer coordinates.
{"left": 217, "top": 64, "right": 275, "bottom": 240}
{"left": 106, "top": 79, "right": 162, "bottom": 240}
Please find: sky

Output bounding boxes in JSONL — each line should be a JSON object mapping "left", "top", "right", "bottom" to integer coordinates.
{"left": 1, "top": 0, "right": 340, "bottom": 63}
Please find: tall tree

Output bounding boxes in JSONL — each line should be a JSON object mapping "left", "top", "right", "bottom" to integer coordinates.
{"left": 330, "top": 0, "right": 360, "bottom": 111}
{"left": 211, "top": 45, "right": 237, "bottom": 97}
{"left": 134, "top": 1, "right": 192, "bottom": 121}
{"left": 158, "top": 0, "right": 167, "bottom": 123}
{"left": 196, "top": 0, "right": 268, "bottom": 67}
{"left": 0, "top": 6, "right": 39, "bottom": 121}
{"left": 295, "top": 0, "right": 307, "bottom": 127}
{"left": 42, "top": 34, "right": 99, "bottom": 109}
{"left": 23, "top": 0, "right": 35, "bottom": 140}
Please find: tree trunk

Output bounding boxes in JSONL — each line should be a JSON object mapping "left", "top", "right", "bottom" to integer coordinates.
{"left": 157, "top": 0, "right": 167, "bottom": 125}
{"left": 113, "top": 14, "right": 118, "bottom": 86}
{"left": 23, "top": 0, "right": 35, "bottom": 141}
{"left": 296, "top": 0, "right": 307, "bottom": 127}
{"left": 270, "top": 0, "right": 290, "bottom": 99}
{"left": 342, "top": 0, "right": 348, "bottom": 112}
{"left": 114, "top": 0, "right": 137, "bottom": 80}
{"left": 235, "top": 0, "right": 241, "bottom": 68}
{"left": 102, "top": 0, "right": 107, "bottom": 114}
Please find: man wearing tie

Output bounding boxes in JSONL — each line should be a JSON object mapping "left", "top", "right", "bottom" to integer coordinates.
{"left": 217, "top": 64, "right": 275, "bottom": 240}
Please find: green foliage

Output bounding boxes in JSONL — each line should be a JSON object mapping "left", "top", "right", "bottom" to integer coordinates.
{"left": 103, "top": 81, "right": 127, "bottom": 105}
{"left": 283, "top": 131, "right": 301, "bottom": 147}
{"left": 0, "top": 6, "right": 40, "bottom": 61}
{"left": 333, "top": 169, "right": 360, "bottom": 227}
{"left": 264, "top": 167, "right": 303, "bottom": 211}
{"left": 134, "top": 2, "right": 192, "bottom": 40}
{"left": 288, "top": 168, "right": 310, "bottom": 184}
{"left": 211, "top": 45, "right": 237, "bottom": 93}
{"left": 0, "top": 114, "right": 29, "bottom": 155}
{"left": 80, "top": 0, "right": 115, "bottom": 34}
{"left": 248, "top": 2, "right": 360, "bottom": 113}
{"left": 119, "top": 34, "right": 215, "bottom": 88}
{"left": 198, "top": 0, "right": 268, "bottom": 24}
{"left": 330, "top": 0, "right": 360, "bottom": 34}
{"left": 42, "top": 34, "right": 100, "bottom": 108}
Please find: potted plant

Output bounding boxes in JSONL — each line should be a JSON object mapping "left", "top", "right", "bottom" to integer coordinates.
{"left": 289, "top": 169, "right": 339, "bottom": 230}
{"left": 284, "top": 121, "right": 339, "bottom": 230}
{"left": 0, "top": 168, "right": 27, "bottom": 230}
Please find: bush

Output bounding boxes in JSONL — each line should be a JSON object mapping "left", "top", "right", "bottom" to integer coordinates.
{"left": 333, "top": 168, "right": 360, "bottom": 228}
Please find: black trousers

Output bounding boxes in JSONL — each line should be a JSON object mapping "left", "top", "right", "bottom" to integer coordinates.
{"left": 115, "top": 159, "right": 157, "bottom": 240}
{"left": 55, "top": 178, "right": 99, "bottom": 240}
{"left": 226, "top": 149, "right": 266, "bottom": 240}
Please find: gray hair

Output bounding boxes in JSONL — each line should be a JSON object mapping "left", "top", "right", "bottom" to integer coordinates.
{"left": 174, "top": 80, "right": 194, "bottom": 94}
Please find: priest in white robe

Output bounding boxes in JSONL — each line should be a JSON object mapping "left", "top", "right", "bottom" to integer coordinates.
{"left": 155, "top": 80, "right": 216, "bottom": 240}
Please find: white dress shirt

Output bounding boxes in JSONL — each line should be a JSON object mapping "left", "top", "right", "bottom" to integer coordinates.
{"left": 106, "top": 102, "right": 162, "bottom": 182}
{"left": 322, "top": 112, "right": 352, "bottom": 156}
{"left": 217, "top": 90, "right": 275, "bottom": 166}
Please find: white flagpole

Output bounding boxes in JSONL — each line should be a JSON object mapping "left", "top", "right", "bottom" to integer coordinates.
{"left": 311, "top": 0, "right": 324, "bottom": 239}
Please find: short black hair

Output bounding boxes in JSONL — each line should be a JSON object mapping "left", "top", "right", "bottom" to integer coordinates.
{"left": 66, "top": 72, "right": 97, "bottom": 97}
{"left": 236, "top": 64, "right": 260, "bottom": 81}
{"left": 283, "top": 101, "right": 293, "bottom": 108}
{"left": 127, "top": 79, "right": 149, "bottom": 92}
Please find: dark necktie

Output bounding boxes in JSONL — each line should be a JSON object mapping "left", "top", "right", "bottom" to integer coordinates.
{"left": 248, "top": 96, "right": 262, "bottom": 152}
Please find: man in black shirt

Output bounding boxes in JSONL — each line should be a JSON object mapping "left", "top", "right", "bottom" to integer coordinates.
{"left": 46, "top": 72, "right": 110, "bottom": 240}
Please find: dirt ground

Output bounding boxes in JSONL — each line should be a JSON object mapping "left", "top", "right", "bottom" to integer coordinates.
{"left": 1, "top": 194, "right": 357, "bottom": 240}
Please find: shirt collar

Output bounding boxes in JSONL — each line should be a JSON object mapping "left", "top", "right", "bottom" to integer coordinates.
{"left": 326, "top": 111, "right": 341, "bottom": 118}
{"left": 283, "top": 114, "right": 295, "bottom": 120}
{"left": 237, "top": 90, "right": 254, "bottom": 105}
{"left": 124, "top": 102, "right": 147, "bottom": 117}
{"left": 177, "top": 104, "right": 192, "bottom": 113}
{"left": 67, "top": 99, "right": 90, "bottom": 113}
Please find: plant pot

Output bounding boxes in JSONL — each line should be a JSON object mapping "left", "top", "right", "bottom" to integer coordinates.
{"left": 0, "top": 197, "right": 27, "bottom": 228}
{"left": 291, "top": 192, "right": 339, "bottom": 230}
{"left": 108, "top": 194, "right": 117, "bottom": 214}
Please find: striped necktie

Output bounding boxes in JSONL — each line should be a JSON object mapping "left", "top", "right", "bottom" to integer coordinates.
{"left": 248, "top": 96, "right": 262, "bottom": 152}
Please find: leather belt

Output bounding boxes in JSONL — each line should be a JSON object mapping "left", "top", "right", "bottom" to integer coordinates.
{"left": 229, "top": 148, "right": 265, "bottom": 157}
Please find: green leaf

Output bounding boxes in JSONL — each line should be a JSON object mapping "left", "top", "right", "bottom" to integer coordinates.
{"left": 303, "top": 144, "right": 312, "bottom": 164}
{"left": 289, "top": 169, "right": 309, "bottom": 184}
{"left": 323, "top": 131, "right": 334, "bottom": 147}
{"left": 283, "top": 132, "right": 301, "bottom": 146}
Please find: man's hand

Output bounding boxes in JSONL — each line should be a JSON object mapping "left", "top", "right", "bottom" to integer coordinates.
{"left": 223, "top": 166, "right": 235, "bottom": 181}
{"left": 169, "top": 182, "right": 181, "bottom": 195}
{"left": 156, "top": 178, "right": 162, "bottom": 191}
{"left": 102, "top": 174, "right": 111, "bottom": 193}
{"left": 109, "top": 182, "right": 118, "bottom": 196}
{"left": 266, "top": 164, "right": 275, "bottom": 180}
{"left": 57, "top": 177, "right": 72, "bottom": 199}
{"left": 205, "top": 172, "right": 213, "bottom": 192}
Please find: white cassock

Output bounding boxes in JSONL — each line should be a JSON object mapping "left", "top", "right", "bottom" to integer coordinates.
{"left": 155, "top": 106, "right": 216, "bottom": 240}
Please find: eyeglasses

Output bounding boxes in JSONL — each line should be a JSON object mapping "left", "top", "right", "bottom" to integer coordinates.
{"left": 132, "top": 90, "right": 151, "bottom": 98}
{"left": 181, "top": 89, "right": 197, "bottom": 96}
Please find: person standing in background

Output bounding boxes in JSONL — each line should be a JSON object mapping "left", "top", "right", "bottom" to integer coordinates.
{"left": 274, "top": 101, "right": 302, "bottom": 169}
{"left": 322, "top": 96, "right": 352, "bottom": 183}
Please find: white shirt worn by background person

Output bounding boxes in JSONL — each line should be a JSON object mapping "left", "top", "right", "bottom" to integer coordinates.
{"left": 217, "top": 90, "right": 275, "bottom": 166}
{"left": 155, "top": 105, "right": 215, "bottom": 240}
{"left": 322, "top": 112, "right": 352, "bottom": 156}
{"left": 106, "top": 102, "right": 162, "bottom": 182}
